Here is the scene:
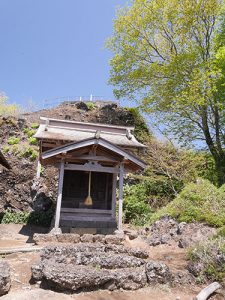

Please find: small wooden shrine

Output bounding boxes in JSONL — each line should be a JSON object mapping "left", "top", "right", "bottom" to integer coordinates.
{"left": 34, "top": 117, "right": 146, "bottom": 233}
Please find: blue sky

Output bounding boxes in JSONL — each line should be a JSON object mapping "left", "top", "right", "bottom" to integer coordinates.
{"left": 0, "top": 0, "right": 128, "bottom": 108}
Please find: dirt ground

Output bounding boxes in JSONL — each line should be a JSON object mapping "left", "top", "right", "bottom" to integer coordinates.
{"left": 0, "top": 224, "right": 211, "bottom": 300}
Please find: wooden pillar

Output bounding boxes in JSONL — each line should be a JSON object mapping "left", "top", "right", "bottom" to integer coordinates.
{"left": 55, "top": 160, "right": 64, "bottom": 229}
{"left": 111, "top": 173, "right": 117, "bottom": 218}
{"left": 118, "top": 163, "right": 124, "bottom": 232}
{"left": 36, "top": 160, "right": 41, "bottom": 178}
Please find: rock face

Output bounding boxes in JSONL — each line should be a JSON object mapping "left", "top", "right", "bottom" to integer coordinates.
{"left": 146, "top": 216, "right": 216, "bottom": 248}
{"left": 0, "top": 261, "right": 11, "bottom": 296}
{"left": 32, "top": 243, "right": 172, "bottom": 292}
{"left": 145, "top": 261, "right": 173, "bottom": 284}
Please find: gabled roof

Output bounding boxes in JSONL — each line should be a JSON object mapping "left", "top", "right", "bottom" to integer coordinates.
{"left": 34, "top": 117, "right": 146, "bottom": 149}
{"left": 0, "top": 150, "right": 11, "bottom": 169}
{"left": 42, "top": 137, "right": 146, "bottom": 170}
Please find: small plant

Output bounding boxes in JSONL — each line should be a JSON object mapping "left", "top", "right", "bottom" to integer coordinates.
{"left": 7, "top": 136, "right": 20, "bottom": 145}
{"left": 11, "top": 145, "right": 20, "bottom": 155}
{"left": 21, "top": 147, "right": 38, "bottom": 161}
{"left": 23, "top": 128, "right": 36, "bottom": 137}
{"left": 28, "top": 137, "right": 38, "bottom": 145}
{"left": 86, "top": 101, "right": 95, "bottom": 110}
{"left": 31, "top": 123, "right": 39, "bottom": 129}
{"left": 2, "top": 146, "right": 10, "bottom": 153}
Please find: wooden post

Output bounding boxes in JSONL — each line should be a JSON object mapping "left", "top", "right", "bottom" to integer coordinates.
{"left": 118, "top": 163, "right": 124, "bottom": 232}
{"left": 36, "top": 160, "right": 41, "bottom": 178}
{"left": 111, "top": 173, "right": 117, "bottom": 218}
{"left": 55, "top": 160, "right": 65, "bottom": 229}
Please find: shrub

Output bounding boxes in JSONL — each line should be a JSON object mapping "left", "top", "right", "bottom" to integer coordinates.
{"left": 2, "top": 146, "right": 10, "bottom": 153}
{"left": 31, "top": 123, "right": 39, "bottom": 129}
{"left": 150, "top": 179, "right": 225, "bottom": 227}
{"left": 188, "top": 237, "right": 225, "bottom": 282}
{"left": 28, "top": 137, "right": 38, "bottom": 145}
{"left": 11, "top": 145, "right": 20, "bottom": 155}
{"left": 86, "top": 102, "right": 95, "bottom": 110}
{"left": 125, "top": 107, "right": 150, "bottom": 143}
{"left": 21, "top": 147, "right": 38, "bottom": 161}
{"left": 7, "top": 137, "right": 20, "bottom": 145}
{"left": 23, "top": 128, "right": 36, "bottom": 137}
{"left": 0, "top": 210, "right": 53, "bottom": 227}
{"left": 123, "top": 182, "right": 153, "bottom": 226}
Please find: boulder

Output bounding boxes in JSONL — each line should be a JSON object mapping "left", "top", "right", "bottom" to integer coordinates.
{"left": 146, "top": 216, "right": 216, "bottom": 248}
{"left": 111, "top": 267, "right": 147, "bottom": 290}
{"left": 40, "top": 261, "right": 112, "bottom": 291}
{"left": 33, "top": 233, "right": 57, "bottom": 244}
{"left": 0, "top": 261, "right": 11, "bottom": 296}
{"left": 32, "top": 260, "right": 147, "bottom": 291}
{"left": 145, "top": 261, "right": 173, "bottom": 284}
{"left": 32, "top": 244, "right": 151, "bottom": 292}
{"left": 80, "top": 234, "right": 94, "bottom": 243}
{"left": 105, "top": 234, "right": 124, "bottom": 245}
{"left": 93, "top": 234, "right": 105, "bottom": 243}
{"left": 56, "top": 234, "right": 80, "bottom": 244}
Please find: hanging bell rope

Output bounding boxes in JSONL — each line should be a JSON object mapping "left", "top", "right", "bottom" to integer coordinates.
{"left": 84, "top": 171, "right": 93, "bottom": 206}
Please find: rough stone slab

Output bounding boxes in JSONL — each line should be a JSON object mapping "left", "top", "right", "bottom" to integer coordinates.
{"left": 33, "top": 233, "right": 57, "bottom": 245}
{"left": 146, "top": 261, "right": 173, "bottom": 284}
{"left": 80, "top": 234, "right": 94, "bottom": 243}
{"left": 105, "top": 234, "right": 124, "bottom": 245}
{"left": 0, "top": 261, "right": 11, "bottom": 296}
{"left": 56, "top": 233, "right": 80, "bottom": 243}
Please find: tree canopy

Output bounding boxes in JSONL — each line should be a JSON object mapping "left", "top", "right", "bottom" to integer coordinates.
{"left": 108, "top": 0, "right": 225, "bottom": 184}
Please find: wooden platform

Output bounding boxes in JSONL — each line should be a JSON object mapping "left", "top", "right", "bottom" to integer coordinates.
{"left": 58, "top": 209, "right": 117, "bottom": 234}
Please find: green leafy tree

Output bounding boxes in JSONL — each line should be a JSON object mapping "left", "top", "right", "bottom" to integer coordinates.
{"left": 108, "top": 0, "right": 225, "bottom": 184}
{"left": 0, "top": 92, "right": 19, "bottom": 116}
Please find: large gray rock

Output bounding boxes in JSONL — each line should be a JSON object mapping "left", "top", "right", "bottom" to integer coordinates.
{"left": 32, "top": 244, "right": 150, "bottom": 291}
{"left": 40, "top": 244, "right": 149, "bottom": 261}
{"left": 0, "top": 261, "right": 11, "bottom": 296}
{"left": 112, "top": 267, "right": 147, "bottom": 290}
{"left": 145, "top": 261, "right": 173, "bottom": 284}
{"left": 146, "top": 216, "right": 216, "bottom": 248}
{"left": 41, "top": 261, "right": 112, "bottom": 291}
{"left": 33, "top": 260, "right": 147, "bottom": 291}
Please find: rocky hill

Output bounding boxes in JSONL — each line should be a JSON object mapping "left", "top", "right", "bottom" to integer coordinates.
{"left": 0, "top": 101, "right": 149, "bottom": 214}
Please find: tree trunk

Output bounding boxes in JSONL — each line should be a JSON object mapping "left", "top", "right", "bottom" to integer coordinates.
{"left": 215, "top": 156, "right": 225, "bottom": 186}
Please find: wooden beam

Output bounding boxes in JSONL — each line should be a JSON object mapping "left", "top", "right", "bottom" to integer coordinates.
{"left": 118, "top": 163, "right": 124, "bottom": 232}
{"left": 55, "top": 160, "right": 64, "bottom": 229}
{"left": 111, "top": 173, "right": 117, "bottom": 218}
{"left": 61, "top": 208, "right": 112, "bottom": 214}
{"left": 64, "top": 163, "right": 119, "bottom": 174}
{"left": 36, "top": 160, "right": 41, "bottom": 178}
{"left": 69, "top": 155, "right": 118, "bottom": 163}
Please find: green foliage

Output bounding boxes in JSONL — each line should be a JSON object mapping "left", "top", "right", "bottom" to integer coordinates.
{"left": 188, "top": 237, "right": 225, "bottom": 282}
{"left": 108, "top": 0, "right": 225, "bottom": 185}
{"left": 86, "top": 101, "right": 95, "bottom": 110}
{"left": 216, "top": 226, "right": 225, "bottom": 238}
{"left": 21, "top": 147, "right": 38, "bottom": 161}
{"left": 7, "top": 137, "right": 20, "bottom": 145}
{"left": 23, "top": 128, "right": 36, "bottom": 137}
{"left": 0, "top": 93, "right": 20, "bottom": 116}
{"left": 2, "top": 146, "right": 10, "bottom": 153}
{"left": 28, "top": 137, "right": 38, "bottom": 145}
{"left": 0, "top": 210, "right": 53, "bottom": 227}
{"left": 150, "top": 179, "right": 225, "bottom": 226}
{"left": 31, "top": 123, "right": 39, "bottom": 129}
{"left": 125, "top": 107, "right": 150, "bottom": 143}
